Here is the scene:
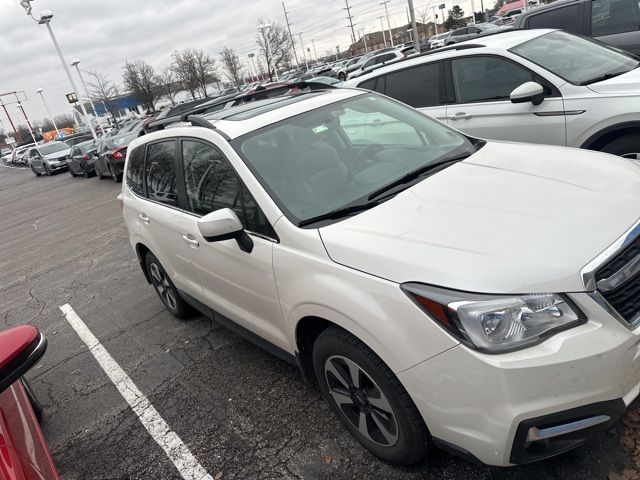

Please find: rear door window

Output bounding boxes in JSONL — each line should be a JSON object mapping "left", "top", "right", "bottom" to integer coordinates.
{"left": 383, "top": 62, "right": 442, "bottom": 108}
{"left": 592, "top": 0, "right": 640, "bottom": 36}
{"left": 527, "top": 5, "right": 580, "bottom": 33}
{"left": 145, "top": 141, "right": 178, "bottom": 206}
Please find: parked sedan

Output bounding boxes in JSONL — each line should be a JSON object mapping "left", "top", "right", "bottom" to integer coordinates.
{"left": 346, "top": 29, "right": 640, "bottom": 158}
{"left": 27, "top": 142, "right": 72, "bottom": 176}
{"left": 94, "top": 132, "right": 138, "bottom": 182}
{"left": 68, "top": 140, "right": 99, "bottom": 178}
{"left": 0, "top": 325, "right": 59, "bottom": 479}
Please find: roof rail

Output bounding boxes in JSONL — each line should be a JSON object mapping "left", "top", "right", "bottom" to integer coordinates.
{"left": 144, "top": 81, "right": 336, "bottom": 134}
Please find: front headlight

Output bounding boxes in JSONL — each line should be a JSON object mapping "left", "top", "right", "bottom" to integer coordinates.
{"left": 402, "top": 283, "right": 585, "bottom": 353}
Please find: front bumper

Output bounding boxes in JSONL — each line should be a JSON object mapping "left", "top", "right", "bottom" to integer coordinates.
{"left": 398, "top": 292, "right": 640, "bottom": 466}
{"left": 47, "top": 161, "right": 68, "bottom": 171}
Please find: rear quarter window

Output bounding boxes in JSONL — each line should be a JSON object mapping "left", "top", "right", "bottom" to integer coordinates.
{"left": 527, "top": 5, "right": 581, "bottom": 33}
{"left": 126, "top": 145, "right": 145, "bottom": 196}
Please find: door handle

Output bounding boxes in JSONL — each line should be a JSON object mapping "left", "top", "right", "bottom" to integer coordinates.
{"left": 139, "top": 213, "right": 150, "bottom": 224}
{"left": 182, "top": 234, "right": 200, "bottom": 248}
{"left": 450, "top": 112, "right": 472, "bottom": 120}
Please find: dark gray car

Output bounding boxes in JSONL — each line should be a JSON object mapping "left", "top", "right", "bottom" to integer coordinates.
{"left": 515, "top": 0, "right": 640, "bottom": 56}
{"left": 67, "top": 140, "right": 99, "bottom": 178}
{"left": 444, "top": 23, "right": 508, "bottom": 45}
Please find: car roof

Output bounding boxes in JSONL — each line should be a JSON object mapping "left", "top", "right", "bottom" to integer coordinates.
{"left": 138, "top": 88, "right": 364, "bottom": 142}
{"left": 345, "top": 29, "right": 556, "bottom": 85}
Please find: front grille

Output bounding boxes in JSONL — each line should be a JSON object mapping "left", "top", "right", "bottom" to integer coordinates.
{"left": 596, "top": 235, "right": 640, "bottom": 324}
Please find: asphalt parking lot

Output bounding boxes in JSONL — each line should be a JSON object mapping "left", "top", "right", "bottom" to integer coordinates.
{"left": 0, "top": 163, "right": 638, "bottom": 480}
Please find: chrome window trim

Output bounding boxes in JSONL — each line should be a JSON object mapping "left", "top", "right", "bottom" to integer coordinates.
{"left": 581, "top": 218, "right": 640, "bottom": 291}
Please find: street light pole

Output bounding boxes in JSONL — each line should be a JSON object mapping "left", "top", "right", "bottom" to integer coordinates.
{"left": 25, "top": 8, "right": 97, "bottom": 139}
{"left": 407, "top": 0, "right": 420, "bottom": 49}
{"left": 381, "top": 0, "right": 395, "bottom": 46}
{"left": 16, "top": 102, "right": 37, "bottom": 144}
{"left": 297, "top": 33, "right": 309, "bottom": 71}
{"left": 36, "top": 88, "right": 59, "bottom": 135}
{"left": 379, "top": 16, "right": 388, "bottom": 48}
{"left": 70, "top": 59, "right": 105, "bottom": 135}
{"left": 249, "top": 53, "right": 259, "bottom": 81}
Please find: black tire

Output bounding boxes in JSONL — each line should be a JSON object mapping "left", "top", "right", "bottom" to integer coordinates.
{"left": 43, "top": 163, "right": 51, "bottom": 176}
{"left": 144, "top": 253, "right": 194, "bottom": 319}
{"left": 313, "top": 326, "right": 429, "bottom": 465}
{"left": 83, "top": 168, "right": 90, "bottom": 179}
{"left": 110, "top": 165, "right": 121, "bottom": 183}
{"left": 338, "top": 72, "right": 346, "bottom": 81}
{"left": 21, "top": 377, "right": 43, "bottom": 422}
{"left": 601, "top": 134, "right": 640, "bottom": 160}
{"left": 31, "top": 166, "right": 41, "bottom": 177}
{"left": 69, "top": 167, "right": 76, "bottom": 177}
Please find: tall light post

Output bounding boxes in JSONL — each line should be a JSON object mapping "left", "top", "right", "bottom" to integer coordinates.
{"left": 381, "top": 0, "right": 395, "bottom": 46}
{"left": 70, "top": 59, "right": 104, "bottom": 135}
{"left": 248, "top": 53, "right": 259, "bottom": 82}
{"left": 407, "top": 0, "right": 420, "bottom": 49}
{"left": 257, "top": 24, "right": 279, "bottom": 82}
{"left": 19, "top": 3, "right": 97, "bottom": 139}
{"left": 35, "top": 88, "right": 59, "bottom": 136}
{"left": 16, "top": 102, "right": 37, "bottom": 144}
{"left": 297, "top": 32, "right": 309, "bottom": 71}
{"left": 378, "top": 16, "right": 388, "bottom": 48}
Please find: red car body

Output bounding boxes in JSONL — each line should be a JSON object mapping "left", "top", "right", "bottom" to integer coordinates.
{"left": 0, "top": 326, "right": 59, "bottom": 480}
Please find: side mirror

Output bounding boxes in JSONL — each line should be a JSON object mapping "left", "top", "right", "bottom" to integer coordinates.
{"left": 197, "top": 208, "right": 254, "bottom": 253}
{"left": 0, "top": 326, "right": 47, "bottom": 394}
{"left": 510, "top": 81, "right": 544, "bottom": 106}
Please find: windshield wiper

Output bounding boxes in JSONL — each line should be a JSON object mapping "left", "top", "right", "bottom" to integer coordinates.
{"left": 367, "top": 154, "right": 471, "bottom": 202}
{"left": 578, "top": 68, "right": 633, "bottom": 86}
{"left": 297, "top": 201, "right": 380, "bottom": 227}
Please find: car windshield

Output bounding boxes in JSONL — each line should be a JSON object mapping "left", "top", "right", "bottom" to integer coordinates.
{"left": 106, "top": 132, "right": 138, "bottom": 149}
{"left": 235, "top": 93, "right": 475, "bottom": 226}
{"left": 38, "top": 142, "right": 68, "bottom": 155}
{"left": 510, "top": 31, "right": 639, "bottom": 85}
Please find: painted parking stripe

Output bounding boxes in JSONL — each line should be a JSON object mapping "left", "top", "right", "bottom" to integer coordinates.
{"left": 59, "top": 304, "right": 213, "bottom": 480}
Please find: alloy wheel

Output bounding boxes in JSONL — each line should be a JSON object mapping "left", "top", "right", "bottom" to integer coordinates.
{"left": 324, "top": 355, "right": 399, "bottom": 447}
{"left": 149, "top": 262, "right": 177, "bottom": 311}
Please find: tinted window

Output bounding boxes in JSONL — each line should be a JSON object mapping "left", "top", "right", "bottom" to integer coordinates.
{"left": 527, "top": 5, "right": 580, "bottom": 33}
{"left": 126, "top": 145, "right": 145, "bottom": 196}
{"left": 384, "top": 63, "right": 441, "bottom": 108}
{"left": 358, "top": 78, "right": 377, "bottom": 90}
{"left": 452, "top": 56, "right": 533, "bottom": 103}
{"left": 145, "top": 141, "right": 178, "bottom": 206}
{"left": 452, "top": 28, "right": 468, "bottom": 36}
{"left": 592, "top": 0, "right": 640, "bottom": 36}
{"left": 182, "top": 140, "right": 271, "bottom": 235}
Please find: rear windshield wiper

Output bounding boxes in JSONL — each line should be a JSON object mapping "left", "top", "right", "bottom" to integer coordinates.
{"left": 367, "top": 153, "right": 472, "bottom": 202}
{"left": 297, "top": 201, "right": 380, "bottom": 228}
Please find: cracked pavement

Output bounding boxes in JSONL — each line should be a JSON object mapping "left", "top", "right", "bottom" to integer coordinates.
{"left": 0, "top": 165, "right": 637, "bottom": 479}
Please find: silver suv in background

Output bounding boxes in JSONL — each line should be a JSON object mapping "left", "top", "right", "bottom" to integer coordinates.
{"left": 27, "top": 141, "right": 72, "bottom": 176}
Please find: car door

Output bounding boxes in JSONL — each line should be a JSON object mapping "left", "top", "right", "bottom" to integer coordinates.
{"left": 177, "top": 138, "right": 289, "bottom": 351}
{"left": 68, "top": 147, "right": 78, "bottom": 173}
{"left": 590, "top": 0, "right": 640, "bottom": 55}
{"left": 29, "top": 149, "right": 43, "bottom": 171}
{"left": 135, "top": 140, "right": 195, "bottom": 296}
{"left": 377, "top": 61, "right": 448, "bottom": 122}
{"left": 445, "top": 55, "right": 567, "bottom": 145}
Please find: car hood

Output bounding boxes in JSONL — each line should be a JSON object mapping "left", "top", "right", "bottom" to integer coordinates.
{"left": 319, "top": 142, "right": 640, "bottom": 293}
{"left": 587, "top": 66, "right": 640, "bottom": 94}
{"left": 43, "top": 149, "right": 71, "bottom": 161}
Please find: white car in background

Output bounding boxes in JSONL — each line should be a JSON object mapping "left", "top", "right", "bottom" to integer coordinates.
{"left": 121, "top": 86, "right": 640, "bottom": 467}
{"left": 346, "top": 29, "right": 640, "bottom": 159}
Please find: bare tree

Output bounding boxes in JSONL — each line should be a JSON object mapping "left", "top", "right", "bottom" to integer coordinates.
{"left": 158, "top": 66, "right": 179, "bottom": 106}
{"left": 256, "top": 19, "right": 294, "bottom": 81}
{"left": 220, "top": 46, "right": 245, "bottom": 89}
{"left": 418, "top": 8, "right": 431, "bottom": 38}
{"left": 86, "top": 71, "right": 122, "bottom": 126}
{"left": 122, "top": 60, "right": 159, "bottom": 112}
{"left": 171, "top": 49, "right": 217, "bottom": 100}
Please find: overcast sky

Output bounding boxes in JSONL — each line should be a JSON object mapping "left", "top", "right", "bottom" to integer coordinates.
{"left": 0, "top": 0, "right": 462, "bottom": 127}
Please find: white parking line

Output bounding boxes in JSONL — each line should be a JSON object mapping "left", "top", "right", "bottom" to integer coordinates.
{"left": 59, "top": 304, "right": 213, "bottom": 480}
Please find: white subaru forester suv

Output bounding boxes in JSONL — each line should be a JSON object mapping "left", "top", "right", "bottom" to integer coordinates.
{"left": 121, "top": 85, "right": 640, "bottom": 467}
